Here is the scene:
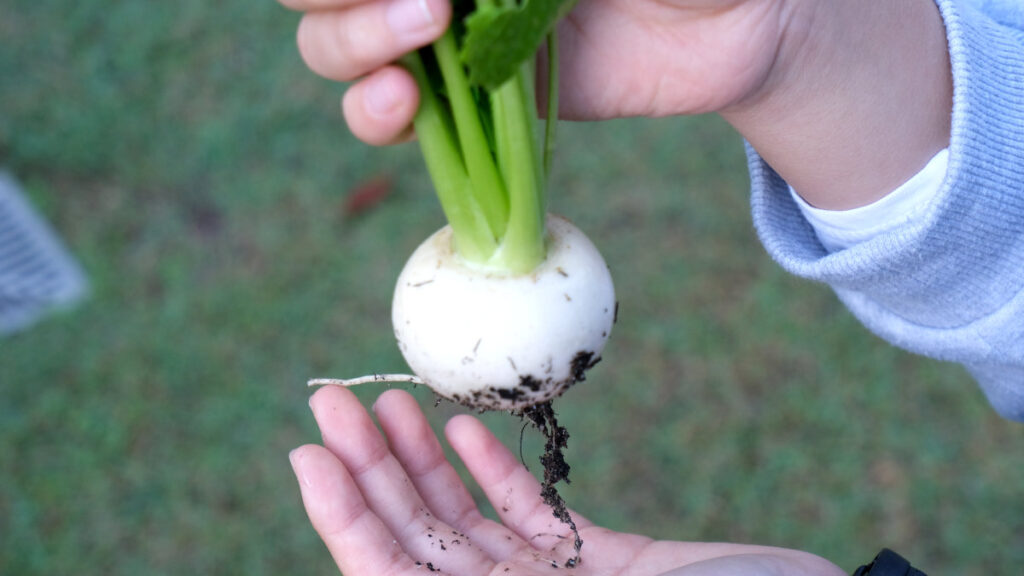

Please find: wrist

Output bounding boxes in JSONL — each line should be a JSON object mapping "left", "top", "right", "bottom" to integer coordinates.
{"left": 721, "top": 0, "right": 952, "bottom": 210}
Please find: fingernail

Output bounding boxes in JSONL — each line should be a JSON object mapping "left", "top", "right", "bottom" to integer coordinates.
{"left": 386, "top": 0, "right": 436, "bottom": 38}
{"left": 289, "top": 448, "right": 312, "bottom": 488}
{"left": 364, "top": 74, "right": 400, "bottom": 117}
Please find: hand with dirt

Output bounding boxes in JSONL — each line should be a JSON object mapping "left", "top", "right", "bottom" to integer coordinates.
{"left": 278, "top": 0, "right": 950, "bottom": 210}
{"left": 290, "top": 386, "right": 845, "bottom": 576}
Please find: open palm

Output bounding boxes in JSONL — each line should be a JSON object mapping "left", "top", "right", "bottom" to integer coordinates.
{"left": 290, "top": 387, "right": 843, "bottom": 576}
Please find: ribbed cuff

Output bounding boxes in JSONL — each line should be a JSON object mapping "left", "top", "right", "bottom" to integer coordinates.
{"left": 750, "top": 0, "right": 1024, "bottom": 330}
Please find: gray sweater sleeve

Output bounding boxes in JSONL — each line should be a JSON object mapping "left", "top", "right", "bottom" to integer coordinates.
{"left": 746, "top": 0, "right": 1024, "bottom": 421}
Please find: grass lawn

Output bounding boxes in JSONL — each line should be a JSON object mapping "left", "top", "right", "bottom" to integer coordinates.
{"left": 2, "top": 1, "right": 1023, "bottom": 574}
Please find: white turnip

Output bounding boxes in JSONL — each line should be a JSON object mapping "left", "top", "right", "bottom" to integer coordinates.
{"left": 391, "top": 214, "right": 615, "bottom": 411}
{"left": 310, "top": 1, "right": 597, "bottom": 565}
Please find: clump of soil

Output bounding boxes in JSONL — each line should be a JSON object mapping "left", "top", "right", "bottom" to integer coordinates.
{"left": 517, "top": 400, "right": 582, "bottom": 568}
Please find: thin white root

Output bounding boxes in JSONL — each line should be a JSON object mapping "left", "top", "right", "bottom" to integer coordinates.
{"left": 308, "top": 374, "right": 426, "bottom": 388}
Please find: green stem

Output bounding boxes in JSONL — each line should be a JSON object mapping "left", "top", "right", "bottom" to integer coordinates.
{"left": 401, "top": 2, "right": 564, "bottom": 274}
{"left": 432, "top": 29, "right": 509, "bottom": 240}
{"left": 490, "top": 63, "right": 546, "bottom": 274}
{"left": 401, "top": 52, "right": 497, "bottom": 262}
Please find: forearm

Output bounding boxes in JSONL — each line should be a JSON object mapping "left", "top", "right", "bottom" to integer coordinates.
{"left": 721, "top": 0, "right": 952, "bottom": 210}
{"left": 746, "top": 0, "right": 1024, "bottom": 419}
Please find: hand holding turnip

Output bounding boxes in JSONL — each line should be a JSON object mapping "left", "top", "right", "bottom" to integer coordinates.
{"left": 289, "top": 386, "right": 846, "bottom": 576}
{"left": 282, "top": 0, "right": 951, "bottom": 209}
{"left": 282, "top": 0, "right": 795, "bottom": 140}
{"left": 280, "top": 0, "right": 950, "bottom": 571}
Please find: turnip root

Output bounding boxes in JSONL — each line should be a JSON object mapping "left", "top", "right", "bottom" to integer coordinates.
{"left": 392, "top": 214, "right": 615, "bottom": 411}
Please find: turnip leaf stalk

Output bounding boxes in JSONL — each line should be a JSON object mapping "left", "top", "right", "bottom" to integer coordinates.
{"left": 402, "top": 0, "right": 578, "bottom": 274}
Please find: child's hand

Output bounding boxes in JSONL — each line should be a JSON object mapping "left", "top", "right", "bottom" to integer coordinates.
{"left": 277, "top": 0, "right": 795, "bottom": 144}
{"left": 278, "top": 0, "right": 451, "bottom": 145}
{"left": 278, "top": 0, "right": 951, "bottom": 211}
{"left": 289, "top": 386, "right": 845, "bottom": 576}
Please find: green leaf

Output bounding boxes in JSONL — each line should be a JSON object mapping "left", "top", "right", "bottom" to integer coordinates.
{"left": 462, "top": 0, "right": 578, "bottom": 90}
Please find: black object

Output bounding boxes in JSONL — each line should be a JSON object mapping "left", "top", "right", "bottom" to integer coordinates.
{"left": 853, "top": 548, "right": 927, "bottom": 576}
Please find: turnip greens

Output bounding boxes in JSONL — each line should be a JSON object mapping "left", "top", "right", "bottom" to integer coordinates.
{"left": 401, "top": 0, "right": 578, "bottom": 274}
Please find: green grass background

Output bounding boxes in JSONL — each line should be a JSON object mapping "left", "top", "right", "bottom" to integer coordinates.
{"left": 2, "top": 1, "right": 1022, "bottom": 574}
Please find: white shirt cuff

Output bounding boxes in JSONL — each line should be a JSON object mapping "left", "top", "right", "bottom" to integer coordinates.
{"left": 789, "top": 148, "right": 949, "bottom": 252}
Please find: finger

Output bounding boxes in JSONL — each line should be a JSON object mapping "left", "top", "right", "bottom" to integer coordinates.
{"left": 373, "top": 390, "right": 529, "bottom": 559}
{"left": 444, "top": 414, "right": 593, "bottom": 548}
{"left": 279, "top": 0, "right": 370, "bottom": 11}
{"left": 342, "top": 65, "right": 419, "bottom": 146}
{"left": 296, "top": 0, "right": 450, "bottom": 82}
{"left": 638, "top": 545, "right": 846, "bottom": 576}
{"left": 289, "top": 444, "right": 418, "bottom": 575}
{"left": 310, "top": 386, "right": 497, "bottom": 574}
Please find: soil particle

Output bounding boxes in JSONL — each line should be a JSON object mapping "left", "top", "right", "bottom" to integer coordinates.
{"left": 497, "top": 387, "right": 527, "bottom": 402}
{"left": 520, "top": 374, "right": 543, "bottom": 392}
{"left": 441, "top": 348, "right": 604, "bottom": 411}
{"left": 516, "top": 401, "right": 583, "bottom": 567}
{"left": 570, "top": 351, "right": 600, "bottom": 383}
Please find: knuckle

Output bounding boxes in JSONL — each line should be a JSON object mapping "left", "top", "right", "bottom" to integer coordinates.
{"left": 298, "top": 12, "right": 383, "bottom": 82}
{"left": 338, "top": 17, "right": 382, "bottom": 79}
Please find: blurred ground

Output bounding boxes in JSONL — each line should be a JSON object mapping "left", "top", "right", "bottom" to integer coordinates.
{"left": 2, "top": 1, "right": 1022, "bottom": 574}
